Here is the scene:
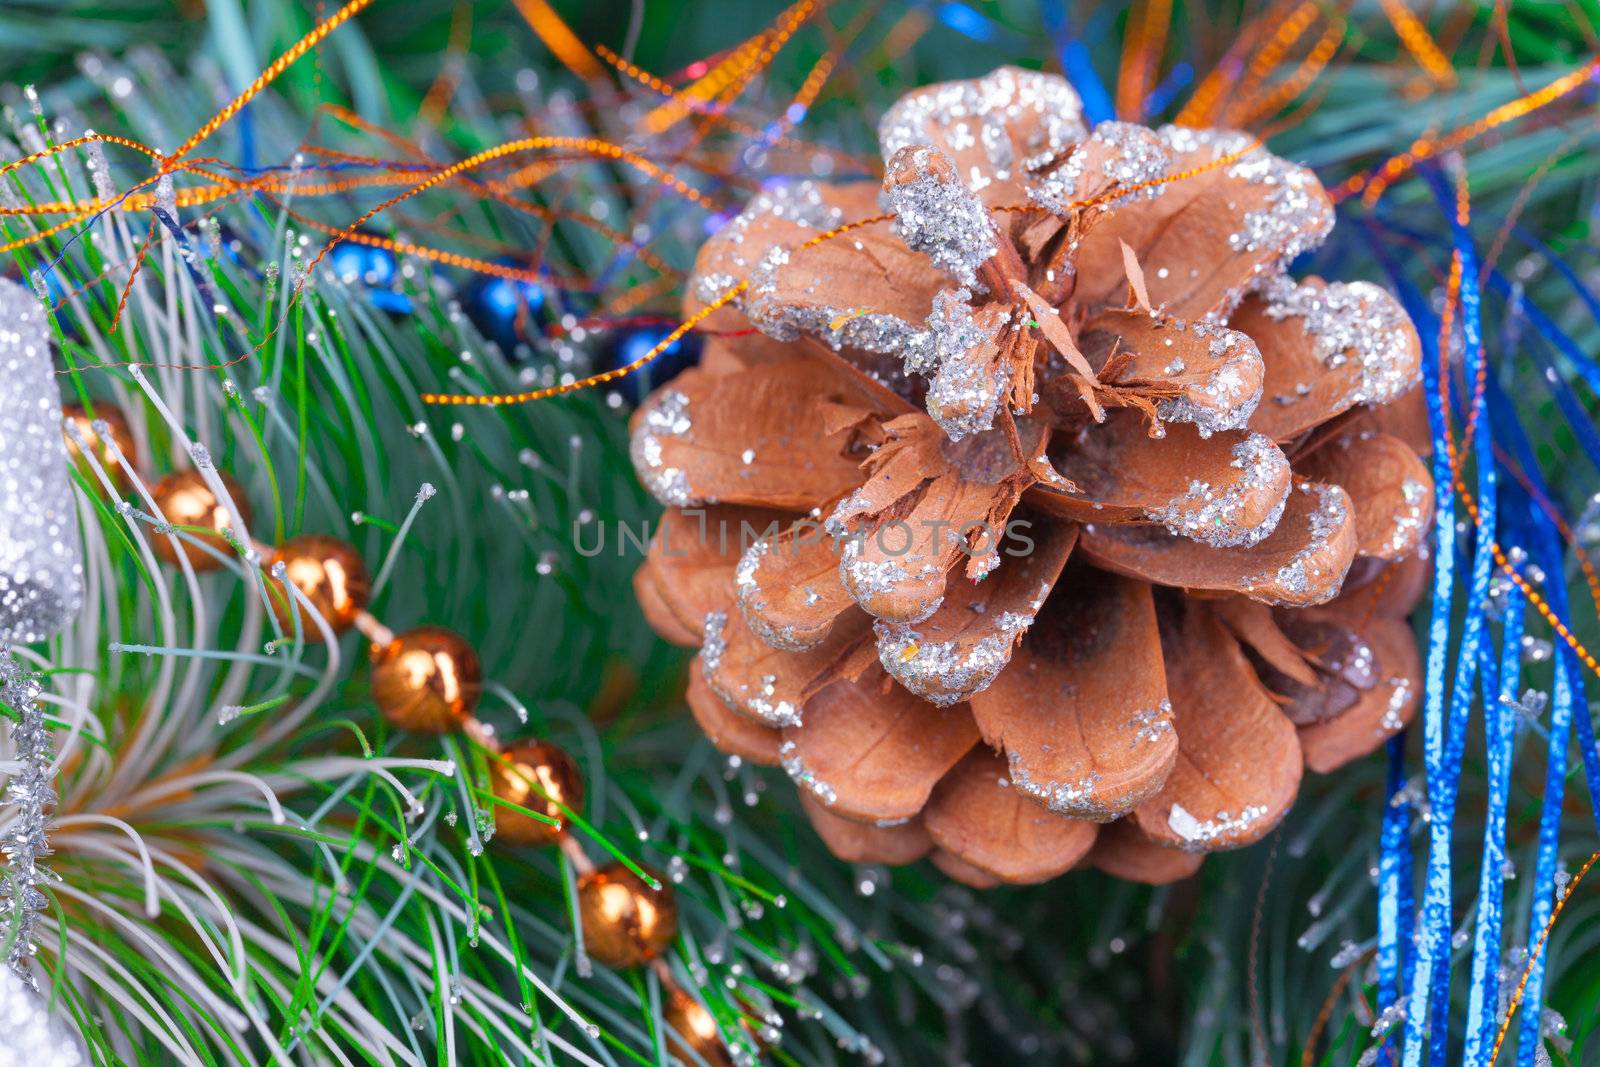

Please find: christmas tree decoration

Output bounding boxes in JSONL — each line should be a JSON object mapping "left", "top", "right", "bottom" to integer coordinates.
{"left": 462, "top": 265, "right": 549, "bottom": 353}
{"left": 576, "top": 862, "right": 678, "bottom": 968}
{"left": 663, "top": 987, "right": 735, "bottom": 1067}
{"left": 0, "top": 280, "right": 83, "bottom": 646}
{"left": 488, "top": 741, "right": 584, "bottom": 846}
{"left": 327, "top": 236, "right": 411, "bottom": 315}
{"left": 634, "top": 66, "right": 1434, "bottom": 887}
{"left": 599, "top": 324, "right": 702, "bottom": 403}
{"left": 23, "top": 264, "right": 82, "bottom": 340}
{"left": 266, "top": 534, "right": 371, "bottom": 638}
{"left": 8, "top": 1, "right": 1600, "bottom": 1063}
{"left": 148, "top": 469, "right": 251, "bottom": 570}
{"left": 369, "top": 624, "right": 483, "bottom": 733}
{"left": 0, "top": 966, "right": 87, "bottom": 1067}
{"left": 60, "top": 404, "right": 137, "bottom": 492}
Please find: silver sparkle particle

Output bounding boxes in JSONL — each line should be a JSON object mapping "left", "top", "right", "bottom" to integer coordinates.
{"left": 0, "top": 279, "right": 82, "bottom": 645}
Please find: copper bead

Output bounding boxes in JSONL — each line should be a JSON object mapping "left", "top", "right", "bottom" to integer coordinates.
{"left": 664, "top": 990, "right": 734, "bottom": 1067}
{"left": 370, "top": 626, "right": 482, "bottom": 733}
{"left": 576, "top": 863, "right": 677, "bottom": 968}
{"left": 490, "top": 742, "right": 584, "bottom": 847}
{"left": 62, "top": 404, "right": 137, "bottom": 491}
{"left": 269, "top": 535, "right": 370, "bottom": 639}
{"left": 150, "top": 470, "right": 250, "bottom": 570}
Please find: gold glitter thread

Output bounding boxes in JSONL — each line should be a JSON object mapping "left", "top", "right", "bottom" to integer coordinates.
{"left": 509, "top": 0, "right": 605, "bottom": 80}
{"left": 641, "top": 0, "right": 818, "bottom": 135}
{"left": 1433, "top": 170, "right": 1600, "bottom": 684}
{"left": 1342, "top": 55, "right": 1600, "bottom": 205}
{"left": 421, "top": 280, "right": 747, "bottom": 406}
{"left": 0, "top": 131, "right": 161, "bottom": 184}
{"left": 1487, "top": 847, "right": 1600, "bottom": 1065}
{"left": 1116, "top": 0, "right": 1174, "bottom": 122}
{"left": 7, "top": 149, "right": 680, "bottom": 286}
{"left": 593, "top": 42, "right": 868, "bottom": 171}
{"left": 1174, "top": 0, "right": 1293, "bottom": 127}
{"left": 0, "top": 156, "right": 230, "bottom": 251}
{"left": 43, "top": 136, "right": 712, "bottom": 376}
{"left": 168, "top": 0, "right": 376, "bottom": 163}
{"left": 1378, "top": 0, "right": 1457, "bottom": 89}
{"left": 419, "top": 144, "right": 1264, "bottom": 408}
{"left": 274, "top": 203, "right": 677, "bottom": 288}
{"left": 1232, "top": 15, "right": 1346, "bottom": 128}
{"left": 110, "top": 215, "right": 159, "bottom": 332}
{"left": 1217, "top": 2, "right": 1320, "bottom": 127}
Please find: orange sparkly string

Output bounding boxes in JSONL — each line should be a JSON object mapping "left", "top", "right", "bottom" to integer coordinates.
{"left": 1433, "top": 169, "right": 1600, "bottom": 683}
{"left": 642, "top": 0, "right": 817, "bottom": 135}
{"left": 1487, "top": 848, "right": 1600, "bottom": 1065}
{"left": 1219, "top": 1, "right": 1320, "bottom": 127}
{"left": 1234, "top": 14, "right": 1345, "bottom": 127}
{"left": 419, "top": 138, "right": 1265, "bottom": 408}
{"left": 509, "top": 0, "right": 604, "bottom": 80}
{"left": 1175, "top": 0, "right": 1288, "bottom": 127}
{"left": 420, "top": 280, "right": 748, "bottom": 407}
{"left": 1340, "top": 56, "right": 1600, "bottom": 205}
{"left": 168, "top": 0, "right": 375, "bottom": 163}
{"left": 1378, "top": 0, "right": 1457, "bottom": 88}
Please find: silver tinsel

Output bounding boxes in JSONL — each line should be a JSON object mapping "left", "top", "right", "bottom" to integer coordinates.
{"left": 0, "top": 277, "right": 83, "bottom": 645}
{"left": 1, "top": 654, "right": 58, "bottom": 984}
{"left": 0, "top": 964, "right": 85, "bottom": 1065}
{"left": 0, "top": 274, "right": 79, "bottom": 1056}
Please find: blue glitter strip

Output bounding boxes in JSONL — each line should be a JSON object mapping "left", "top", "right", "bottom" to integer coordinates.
{"left": 1369, "top": 233, "right": 1453, "bottom": 1053}
{"left": 1511, "top": 481, "right": 1590, "bottom": 1066}
{"left": 1377, "top": 731, "right": 1412, "bottom": 1011}
{"left": 1516, "top": 636, "right": 1573, "bottom": 1066}
{"left": 1401, "top": 172, "right": 1496, "bottom": 1067}
{"left": 1484, "top": 375, "right": 1600, "bottom": 835}
{"left": 1461, "top": 584, "right": 1525, "bottom": 1065}
{"left": 1511, "top": 224, "right": 1600, "bottom": 331}
{"left": 1379, "top": 208, "right": 1600, "bottom": 1059}
{"left": 1041, "top": 0, "right": 1116, "bottom": 125}
{"left": 1142, "top": 62, "right": 1193, "bottom": 118}
{"left": 934, "top": 2, "right": 1000, "bottom": 42}
{"left": 1478, "top": 267, "right": 1600, "bottom": 1063}
{"left": 1485, "top": 270, "right": 1600, "bottom": 469}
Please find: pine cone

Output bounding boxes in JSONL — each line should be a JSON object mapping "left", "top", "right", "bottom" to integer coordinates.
{"left": 631, "top": 67, "right": 1433, "bottom": 887}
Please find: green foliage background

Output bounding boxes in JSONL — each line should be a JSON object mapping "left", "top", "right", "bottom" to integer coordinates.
{"left": 3, "top": 2, "right": 1600, "bottom": 1065}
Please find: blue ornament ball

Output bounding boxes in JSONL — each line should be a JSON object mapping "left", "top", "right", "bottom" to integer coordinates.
{"left": 327, "top": 237, "right": 411, "bottom": 315}
{"left": 601, "top": 325, "right": 702, "bottom": 404}
{"left": 463, "top": 265, "right": 550, "bottom": 355}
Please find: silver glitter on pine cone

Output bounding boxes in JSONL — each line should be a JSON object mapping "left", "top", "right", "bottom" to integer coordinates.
{"left": 0, "top": 277, "right": 83, "bottom": 645}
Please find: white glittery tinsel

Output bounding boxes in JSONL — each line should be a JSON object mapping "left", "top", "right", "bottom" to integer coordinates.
{"left": 0, "top": 278, "right": 77, "bottom": 1006}
{"left": 1, "top": 653, "right": 59, "bottom": 983}
{"left": 0, "top": 278, "right": 83, "bottom": 645}
{"left": 0, "top": 966, "right": 85, "bottom": 1065}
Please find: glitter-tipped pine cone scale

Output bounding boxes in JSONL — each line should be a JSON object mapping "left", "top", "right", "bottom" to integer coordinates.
{"left": 629, "top": 67, "right": 1434, "bottom": 888}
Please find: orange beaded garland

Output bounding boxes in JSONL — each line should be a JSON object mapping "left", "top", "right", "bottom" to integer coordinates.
{"left": 62, "top": 404, "right": 137, "bottom": 491}
{"left": 369, "top": 625, "right": 482, "bottom": 732}
{"left": 489, "top": 742, "right": 584, "bottom": 847}
{"left": 577, "top": 863, "right": 677, "bottom": 968}
{"left": 664, "top": 989, "right": 734, "bottom": 1067}
{"left": 150, "top": 470, "right": 250, "bottom": 570}
{"left": 268, "top": 535, "right": 370, "bottom": 639}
